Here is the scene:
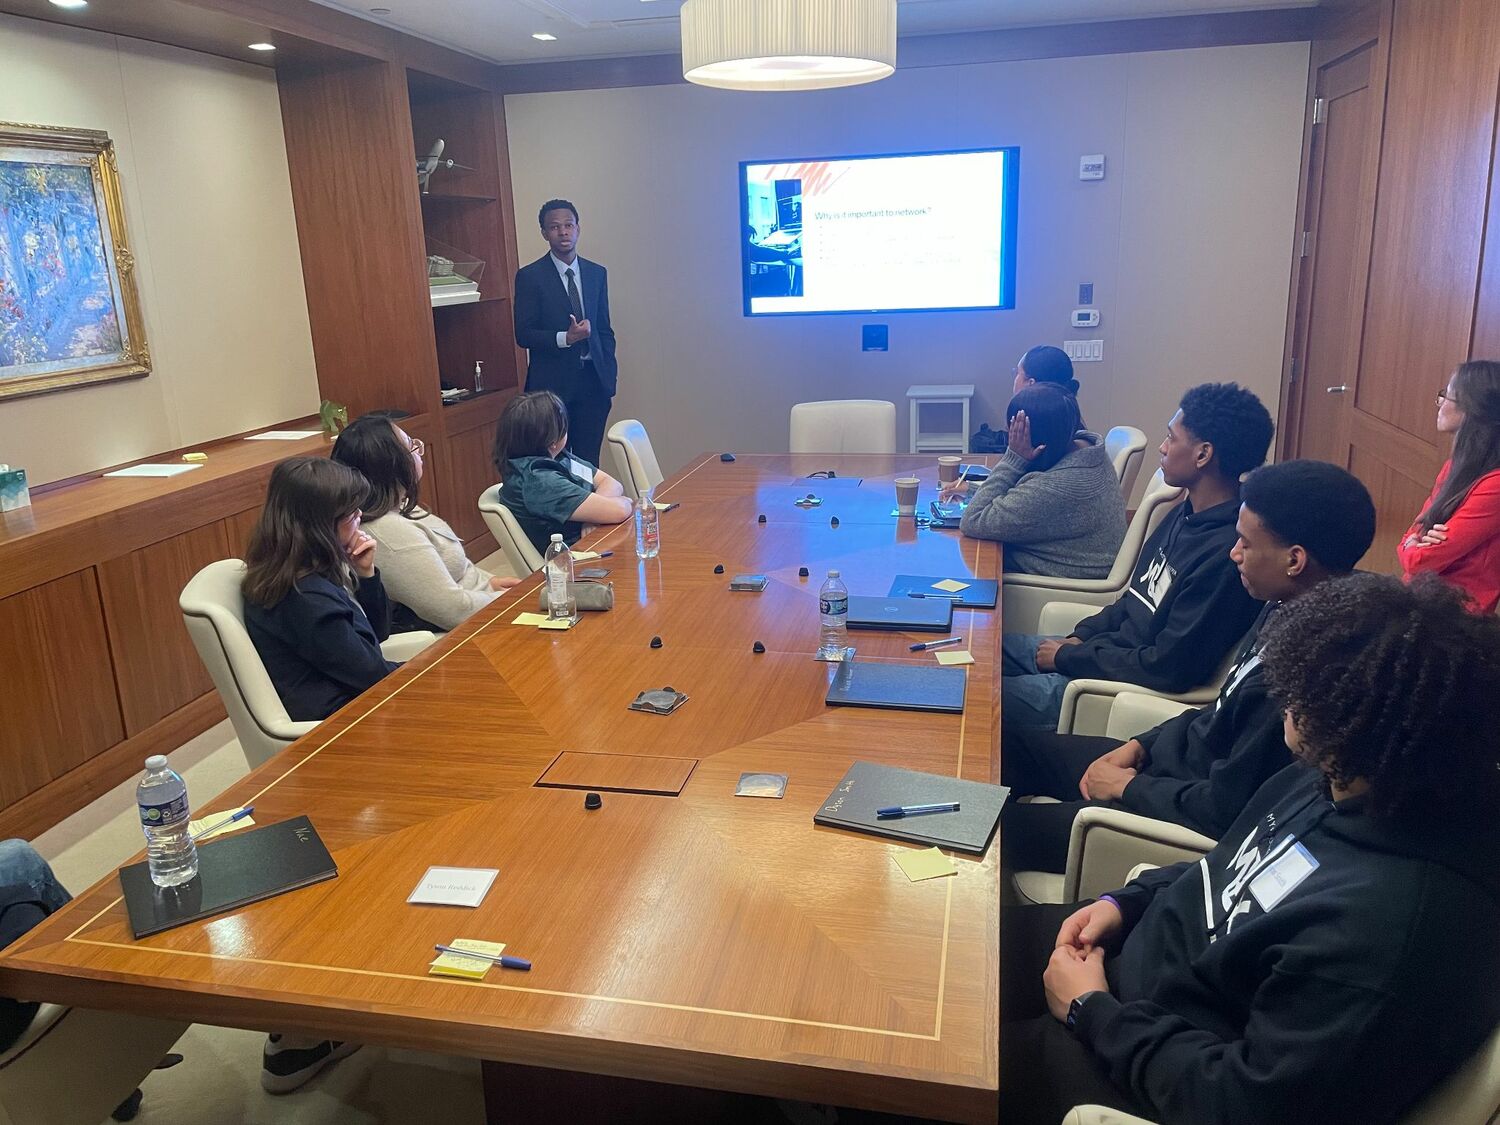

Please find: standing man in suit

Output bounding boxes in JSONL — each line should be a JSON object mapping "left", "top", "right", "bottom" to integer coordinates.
{"left": 512, "top": 199, "right": 618, "bottom": 469}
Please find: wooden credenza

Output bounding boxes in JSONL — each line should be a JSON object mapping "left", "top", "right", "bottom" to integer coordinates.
{"left": 0, "top": 426, "right": 331, "bottom": 841}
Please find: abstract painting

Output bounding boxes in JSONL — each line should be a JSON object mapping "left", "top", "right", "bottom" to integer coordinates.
{"left": 0, "top": 122, "right": 150, "bottom": 401}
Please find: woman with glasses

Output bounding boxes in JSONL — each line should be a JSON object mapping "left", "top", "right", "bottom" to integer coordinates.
{"left": 1397, "top": 360, "right": 1500, "bottom": 612}
{"left": 332, "top": 413, "right": 520, "bottom": 632}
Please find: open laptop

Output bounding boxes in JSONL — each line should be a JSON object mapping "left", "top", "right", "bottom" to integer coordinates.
{"left": 825, "top": 661, "right": 967, "bottom": 714}
{"left": 846, "top": 595, "right": 953, "bottom": 632}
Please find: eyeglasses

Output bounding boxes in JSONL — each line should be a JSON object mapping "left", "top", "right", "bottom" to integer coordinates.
{"left": 408, "top": 436, "right": 426, "bottom": 457}
{"left": 1436, "top": 389, "right": 1451, "bottom": 406}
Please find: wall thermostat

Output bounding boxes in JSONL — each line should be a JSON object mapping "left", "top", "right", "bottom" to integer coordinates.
{"left": 1079, "top": 155, "right": 1105, "bottom": 181}
{"left": 1071, "top": 309, "right": 1101, "bottom": 328}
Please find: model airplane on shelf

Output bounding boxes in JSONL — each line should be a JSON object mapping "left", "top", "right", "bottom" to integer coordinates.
{"left": 417, "top": 139, "right": 474, "bottom": 193}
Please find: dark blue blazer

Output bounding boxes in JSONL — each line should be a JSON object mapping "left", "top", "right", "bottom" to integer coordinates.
{"left": 244, "top": 572, "right": 398, "bottom": 722}
{"left": 512, "top": 254, "right": 618, "bottom": 397}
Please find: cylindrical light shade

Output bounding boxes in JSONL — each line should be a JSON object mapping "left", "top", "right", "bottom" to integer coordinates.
{"left": 681, "top": 0, "right": 896, "bottom": 92}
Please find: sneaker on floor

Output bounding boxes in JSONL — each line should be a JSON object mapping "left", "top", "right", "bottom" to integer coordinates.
{"left": 260, "top": 1035, "right": 361, "bottom": 1094}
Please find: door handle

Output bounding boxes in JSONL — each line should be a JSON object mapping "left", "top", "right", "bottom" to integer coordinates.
{"left": 1326, "top": 385, "right": 1348, "bottom": 394}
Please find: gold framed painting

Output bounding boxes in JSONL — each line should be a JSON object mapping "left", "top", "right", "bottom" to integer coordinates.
{"left": 0, "top": 122, "right": 151, "bottom": 402}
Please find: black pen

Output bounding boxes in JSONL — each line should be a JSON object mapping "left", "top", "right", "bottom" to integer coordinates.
{"left": 910, "top": 636, "right": 963, "bottom": 652}
{"left": 907, "top": 592, "right": 963, "bottom": 600}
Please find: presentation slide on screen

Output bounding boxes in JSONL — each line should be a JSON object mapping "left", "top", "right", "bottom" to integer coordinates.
{"left": 740, "top": 148, "right": 1014, "bottom": 316}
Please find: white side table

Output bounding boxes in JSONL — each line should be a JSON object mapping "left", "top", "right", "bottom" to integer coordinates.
{"left": 906, "top": 384, "right": 975, "bottom": 453}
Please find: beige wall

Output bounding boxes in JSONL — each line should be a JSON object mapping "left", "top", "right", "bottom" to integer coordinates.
{"left": 505, "top": 42, "right": 1308, "bottom": 501}
{"left": 0, "top": 14, "right": 318, "bottom": 486}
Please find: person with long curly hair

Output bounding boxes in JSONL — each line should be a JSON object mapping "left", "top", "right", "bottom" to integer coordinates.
{"left": 1397, "top": 359, "right": 1500, "bottom": 612}
{"left": 999, "top": 573, "right": 1500, "bottom": 1125}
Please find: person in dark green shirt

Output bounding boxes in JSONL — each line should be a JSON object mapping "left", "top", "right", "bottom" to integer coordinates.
{"left": 491, "top": 390, "right": 634, "bottom": 554}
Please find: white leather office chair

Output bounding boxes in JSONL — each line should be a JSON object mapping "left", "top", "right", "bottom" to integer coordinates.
{"left": 1104, "top": 426, "right": 1148, "bottom": 503}
{"left": 1002, "top": 469, "right": 1185, "bottom": 634}
{"left": 477, "top": 486, "right": 545, "bottom": 574}
{"left": 0, "top": 1005, "right": 187, "bottom": 1125}
{"left": 1064, "top": 1016, "right": 1500, "bottom": 1125}
{"left": 789, "top": 399, "right": 897, "bottom": 454}
{"left": 1011, "top": 691, "right": 1212, "bottom": 906}
{"left": 605, "top": 418, "right": 664, "bottom": 502}
{"left": 180, "top": 560, "right": 437, "bottom": 769}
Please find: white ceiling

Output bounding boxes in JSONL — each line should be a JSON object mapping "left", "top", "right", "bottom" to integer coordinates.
{"left": 311, "top": 0, "right": 1316, "bottom": 66}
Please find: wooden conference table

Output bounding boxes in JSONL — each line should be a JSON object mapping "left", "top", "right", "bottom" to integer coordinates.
{"left": 0, "top": 453, "right": 1004, "bottom": 1124}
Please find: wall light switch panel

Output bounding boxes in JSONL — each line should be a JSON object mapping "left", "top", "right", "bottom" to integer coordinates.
{"left": 1080, "top": 155, "right": 1106, "bottom": 181}
{"left": 1064, "top": 340, "right": 1105, "bottom": 363}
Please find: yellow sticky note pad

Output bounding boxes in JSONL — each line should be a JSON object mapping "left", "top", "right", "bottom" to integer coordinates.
{"left": 935, "top": 650, "right": 975, "bottom": 666}
{"left": 570, "top": 550, "right": 603, "bottom": 562}
{"left": 187, "top": 809, "right": 255, "bottom": 840}
{"left": 537, "top": 618, "right": 574, "bottom": 631}
{"left": 894, "top": 847, "right": 957, "bottom": 883}
{"left": 932, "top": 578, "right": 970, "bottom": 593}
{"left": 182, "top": 452, "right": 208, "bottom": 462}
{"left": 512, "top": 612, "right": 549, "bottom": 626}
{"left": 429, "top": 938, "right": 506, "bottom": 980}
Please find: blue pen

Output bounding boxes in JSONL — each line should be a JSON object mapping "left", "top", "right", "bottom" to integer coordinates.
{"left": 434, "top": 944, "right": 532, "bottom": 971}
{"left": 876, "top": 802, "right": 960, "bottom": 819}
{"left": 191, "top": 806, "right": 254, "bottom": 841}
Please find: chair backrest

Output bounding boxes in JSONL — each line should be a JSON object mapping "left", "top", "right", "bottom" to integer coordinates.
{"left": 1105, "top": 426, "right": 1149, "bottom": 502}
{"left": 179, "top": 560, "right": 312, "bottom": 769}
{"left": 789, "top": 399, "right": 897, "bottom": 455}
{"left": 477, "top": 485, "right": 545, "bottom": 574}
{"left": 605, "top": 418, "right": 664, "bottom": 502}
{"left": 1100, "top": 468, "right": 1185, "bottom": 587}
{"left": 1405, "top": 1020, "right": 1500, "bottom": 1125}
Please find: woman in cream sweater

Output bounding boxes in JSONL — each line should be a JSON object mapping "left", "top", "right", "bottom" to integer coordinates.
{"left": 332, "top": 413, "right": 519, "bottom": 632}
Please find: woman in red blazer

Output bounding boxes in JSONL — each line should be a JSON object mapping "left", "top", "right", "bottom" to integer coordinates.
{"left": 1398, "top": 360, "right": 1500, "bottom": 613}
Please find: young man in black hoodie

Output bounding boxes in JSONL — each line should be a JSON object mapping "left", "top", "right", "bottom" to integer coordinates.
{"left": 1000, "top": 460, "right": 1376, "bottom": 873}
{"left": 1001, "top": 382, "right": 1274, "bottom": 731}
{"left": 999, "top": 574, "right": 1500, "bottom": 1125}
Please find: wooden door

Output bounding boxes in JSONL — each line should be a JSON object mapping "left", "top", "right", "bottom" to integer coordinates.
{"left": 1284, "top": 45, "right": 1380, "bottom": 465}
{"left": 1343, "top": 0, "right": 1500, "bottom": 570}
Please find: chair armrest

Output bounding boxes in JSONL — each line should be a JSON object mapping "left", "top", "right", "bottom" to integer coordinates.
{"left": 1105, "top": 692, "right": 1195, "bottom": 741}
{"left": 380, "top": 631, "right": 438, "bottom": 663}
{"left": 1063, "top": 1106, "right": 1158, "bottom": 1125}
{"left": 1126, "top": 863, "right": 1159, "bottom": 882}
{"left": 1057, "top": 679, "right": 1218, "bottom": 737}
{"left": 1038, "top": 601, "right": 1105, "bottom": 637}
{"left": 1063, "top": 806, "right": 1216, "bottom": 901}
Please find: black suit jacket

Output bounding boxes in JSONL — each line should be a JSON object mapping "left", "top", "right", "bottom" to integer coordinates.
{"left": 513, "top": 254, "right": 618, "bottom": 397}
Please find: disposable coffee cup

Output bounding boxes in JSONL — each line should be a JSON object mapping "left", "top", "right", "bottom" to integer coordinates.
{"left": 894, "top": 477, "right": 920, "bottom": 516}
{"left": 937, "top": 455, "right": 962, "bottom": 484}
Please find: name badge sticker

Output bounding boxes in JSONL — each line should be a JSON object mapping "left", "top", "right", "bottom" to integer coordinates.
{"left": 1249, "top": 841, "right": 1319, "bottom": 913}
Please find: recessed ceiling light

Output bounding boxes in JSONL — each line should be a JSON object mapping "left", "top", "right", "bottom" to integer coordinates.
{"left": 48, "top": 0, "right": 88, "bottom": 9}
{"left": 370, "top": 7, "right": 391, "bottom": 14}
{"left": 248, "top": 42, "right": 276, "bottom": 51}
{"left": 532, "top": 33, "right": 557, "bottom": 41}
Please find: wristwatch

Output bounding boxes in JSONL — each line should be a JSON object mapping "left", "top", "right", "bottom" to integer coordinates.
{"left": 1067, "top": 990, "right": 1104, "bottom": 1033}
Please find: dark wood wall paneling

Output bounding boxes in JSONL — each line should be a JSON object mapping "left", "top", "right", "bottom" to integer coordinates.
{"left": 1281, "top": 0, "right": 1500, "bottom": 571}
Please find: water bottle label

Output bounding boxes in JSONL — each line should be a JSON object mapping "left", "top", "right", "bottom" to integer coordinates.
{"left": 820, "top": 595, "right": 848, "bottom": 616}
{"left": 139, "top": 794, "right": 188, "bottom": 827}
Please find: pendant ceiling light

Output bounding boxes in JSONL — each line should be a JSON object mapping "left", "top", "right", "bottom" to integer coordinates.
{"left": 680, "top": 0, "right": 897, "bottom": 92}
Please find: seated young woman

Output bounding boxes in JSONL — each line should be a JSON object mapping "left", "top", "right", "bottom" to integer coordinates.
{"left": 943, "top": 383, "right": 1125, "bottom": 578}
{"left": 242, "top": 456, "right": 400, "bottom": 722}
{"left": 491, "top": 390, "right": 634, "bottom": 555}
{"left": 331, "top": 413, "right": 519, "bottom": 632}
{"left": 1397, "top": 359, "right": 1500, "bottom": 612}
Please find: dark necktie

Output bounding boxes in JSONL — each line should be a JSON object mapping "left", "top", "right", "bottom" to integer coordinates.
{"left": 565, "top": 267, "right": 584, "bottom": 322}
{"left": 565, "top": 266, "right": 588, "bottom": 363}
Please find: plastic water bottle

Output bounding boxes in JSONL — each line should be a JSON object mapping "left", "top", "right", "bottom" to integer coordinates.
{"left": 634, "top": 489, "right": 661, "bottom": 559}
{"left": 544, "top": 533, "right": 576, "bottom": 620}
{"left": 817, "top": 569, "right": 849, "bottom": 661}
{"left": 137, "top": 755, "right": 197, "bottom": 888}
